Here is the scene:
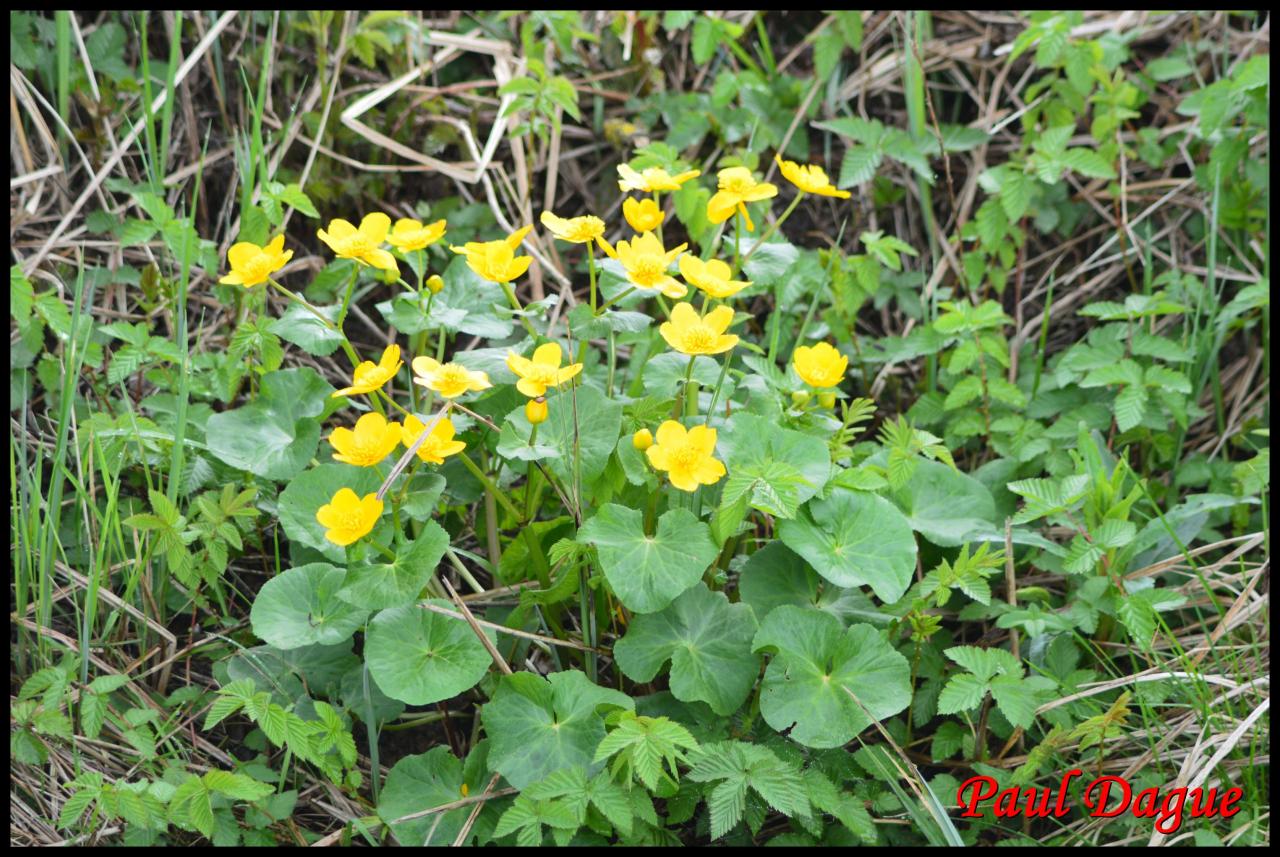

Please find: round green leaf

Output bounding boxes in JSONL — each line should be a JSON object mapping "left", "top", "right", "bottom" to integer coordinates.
{"left": 738, "top": 542, "right": 886, "bottom": 627}
{"left": 267, "top": 303, "right": 344, "bottom": 356}
{"left": 613, "top": 583, "right": 760, "bottom": 716}
{"left": 337, "top": 521, "right": 450, "bottom": 610}
{"left": 752, "top": 606, "right": 911, "bottom": 748}
{"left": 205, "top": 367, "right": 333, "bottom": 481}
{"left": 777, "top": 489, "right": 917, "bottom": 603}
{"left": 887, "top": 459, "right": 997, "bottom": 546}
{"left": 365, "top": 602, "right": 494, "bottom": 705}
{"left": 277, "top": 463, "right": 384, "bottom": 563}
{"left": 250, "top": 563, "right": 369, "bottom": 649}
{"left": 719, "top": 412, "right": 831, "bottom": 507}
{"left": 578, "top": 504, "right": 718, "bottom": 614}
{"left": 481, "top": 670, "right": 633, "bottom": 789}
{"left": 537, "top": 384, "right": 623, "bottom": 489}
{"left": 378, "top": 746, "right": 485, "bottom": 846}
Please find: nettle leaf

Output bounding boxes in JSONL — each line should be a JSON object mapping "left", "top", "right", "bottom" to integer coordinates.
{"left": 482, "top": 670, "right": 634, "bottom": 789}
{"left": 719, "top": 413, "right": 831, "bottom": 509}
{"left": 737, "top": 541, "right": 884, "bottom": 627}
{"left": 752, "top": 606, "right": 911, "bottom": 748}
{"left": 687, "top": 741, "right": 809, "bottom": 839}
{"left": 613, "top": 583, "right": 760, "bottom": 716}
{"left": 777, "top": 489, "right": 917, "bottom": 603}
{"left": 886, "top": 459, "right": 997, "bottom": 547}
{"left": 337, "top": 521, "right": 450, "bottom": 610}
{"left": 250, "top": 563, "right": 369, "bottom": 649}
{"left": 379, "top": 746, "right": 483, "bottom": 846}
{"left": 578, "top": 504, "right": 718, "bottom": 614}
{"left": 205, "top": 367, "right": 333, "bottom": 481}
{"left": 365, "top": 602, "right": 494, "bottom": 706}
{"left": 276, "top": 463, "right": 384, "bottom": 563}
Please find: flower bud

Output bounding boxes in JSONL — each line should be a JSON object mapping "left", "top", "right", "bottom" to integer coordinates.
{"left": 426, "top": 274, "right": 444, "bottom": 294}
{"left": 817, "top": 391, "right": 837, "bottom": 409}
{"left": 632, "top": 428, "right": 654, "bottom": 451}
{"left": 525, "top": 397, "right": 548, "bottom": 424}
{"left": 791, "top": 390, "right": 812, "bottom": 407}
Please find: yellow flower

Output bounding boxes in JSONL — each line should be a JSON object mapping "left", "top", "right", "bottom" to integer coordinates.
{"left": 792, "top": 342, "right": 849, "bottom": 388}
{"left": 599, "top": 231, "right": 688, "bottom": 299}
{"left": 387, "top": 218, "right": 448, "bottom": 252}
{"left": 450, "top": 226, "right": 533, "bottom": 283}
{"left": 774, "top": 154, "right": 851, "bottom": 199}
{"left": 505, "top": 342, "right": 583, "bottom": 398}
{"left": 706, "top": 167, "right": 778, "bottom": 231}
{"left": 333, "top": 345, "right": 403, "bottom": 398}
{"left": 411, "top": 356, "right": 492, "bottom": 399}
{"left": 328, "top": 412, "right": 402, "bottom": 467}
{"left": 426, "top": 274, "right": 444, "bottom": 294}
{"left": 678, "top": 255, "right": 751, "bottom": 300}
{"left": 659, "top": 302, "right": 738, "bottom": 356}
{"left": 616, "top": 163, "right": 701, "bottom": 193}
{"left": 622, "top": 197, "right": 665, "bottom": 232}
{"left": 401, "top": 414, "right": 467, "bottom": 464}
{"left": 317, "top": 213, "right": 398, "bottom": 271}
{"left": 315, "top": 488, "right": 383, "bottom": 546}
{"left": 539, "top": 211, "right": 607, "bottom": 248}
{"left": 525, "top": 397, "right": 548, "bottom": 425}
{"left": 645, "top": 420, "right": 726, "bottom": 492}
{"left": 219, "top": 235, "right": 293, "bottom": 287}
{"left": 632, "top": 428, "right": 653, "bottom": 451}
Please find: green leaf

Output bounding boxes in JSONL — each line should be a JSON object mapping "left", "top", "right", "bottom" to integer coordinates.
{"left": 276, "top": 463, "right": 384, "bottom": 563}
{"left": 205, "top": 367, "right": 334, "bottom": 481}
{"left": 936, "top": 673, "right": 989, "bottom": 715}
{"left": 267, "top": 303, "right": 344, "bottom": 357}
{"left": 337, "top": 521, "right": 450, "bottom": 610}
{"left": 752, "top": 607, "right": 912, "bottom": 748}
{"left": 250, "top": 563, "right": 369, "bottom": 649}
{"left": 365, "top": 602, "right": 494, "bottom": 705}
{"left": 737, "top": 541, "right": 883, "bottom": 627}
{"left": 719, "top": 414, "right": 831, "bottom": 510}
{"left": 378, "top": 746, "right": 480, "bottom": 846}
{"left": 536, "top": 384, "right": 623, "bottom": 489}
{"left": 837, "top": 145, "right": 883, "bottom": 188}
{"left": 886, "top": 459, "right": 997, "bottom": 547}
{"left": 777, "top": 489, "right": 917, "bottom": 603}
{"left": 1062, "top": 148, "right": 1117, "bottom": 180}
{"left": 482, "top": 670, "right": 634, "bottom": 789}
{"left": 1113, "top": 384, "right": 1148, "bottom": 432}
{"left": 989, "top": 675, "right": 1054, "bottom": 730}
{"left": 578, "top": 504, "right": 718, "bottom": 614}
{"left": 613, "top": 583, "right": 760, "bottom": 716}
{"left": 203, "top": 769, "right": 274, "bottom": 801}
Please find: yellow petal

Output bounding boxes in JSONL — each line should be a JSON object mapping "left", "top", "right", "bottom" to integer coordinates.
{"left": 531, "top": 342, "right": 563, "bottom": 367}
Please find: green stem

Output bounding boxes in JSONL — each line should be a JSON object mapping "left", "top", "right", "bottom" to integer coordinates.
{"left": 742, "top": 193, "right": 804, "bottom": 269}
{"left": 674, "top": 355, "right": 697, "bottom": 419}
{"left": 606, "top": 329, "right": 617, "bottom": 398}
{"left": 598, "top": 285, "right": 637, "bottom": 314}
{"left": 704, "top": 353, "right": 733, "bottom": 425}
{"left": 500, "top": 280, "right": 538, "bottom": 338}
{"left": 587, "top": 241, "right": 598, "bottom": 313}
{"left": 458, "top": 450, "right": 524, "bottom": 522}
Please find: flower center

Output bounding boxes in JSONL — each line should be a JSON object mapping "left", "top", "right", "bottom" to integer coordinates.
{"left": 339, "top": 234, "right": 373, "bottom": 257}
{"left": 630, "top": 256, "right": 666, "bottom": 288}
{"left": 438, "top": 366, "right": 471, "bottom": 393}
{"left": 243, "top": 253, "right": 275, "bottom": 281}
{"left": 722, "top": 175, "right": 754, "bottom": 195}
{"left": 681, "top": 325, "right": 716, "bottom": 352}
{"left": 670, "top": 444, "right": 701, "bottom": 469}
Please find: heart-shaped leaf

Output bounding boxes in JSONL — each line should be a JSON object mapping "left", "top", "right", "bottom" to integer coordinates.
{"left": 613, "top": 583, "right": 760, "bottom": 716}
{"left": 250, "top": 563, "right": 369, "bottom": 649}
{"left": 752, "top": 606, "right": 911, "bottom": 748}
{"left": 886, "top": 459, "right": 996, "bottom": 546}
{"left": 737, "top": 542, "right": 885, "bottom": 627}
{"left": 277, "top": 463, "right": 385, "bottom": 563}
{"left": 337, "top": 521, "right": 450, "bottom": 610}
{"left": 206, "top": 367, "right": 333, "bottom": 481}
{"left": 579, "top": 504, "right": 718, "bottom": 613}
{"left": 365, "top": 602, "right": 494, "bottom": 705}
{"left": 378, "top": 746, "right": 488, "bottom": 846}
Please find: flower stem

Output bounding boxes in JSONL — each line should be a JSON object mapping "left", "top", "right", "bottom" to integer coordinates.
{"left": 704, "top": 353, "right": 733, "bottom": 425}
{"left": 500, "top": 280, "right": 538, "bottom": 338}
{"left": 597, "top": 285, "right": 636, "bottom": 314}
{"left": 741, "top": 193, "right": 804, "bottom": 269}
{"left": 458, "top": 450, "right": 524, "bottom": 523}
{"left": 587, "top": 241, "right": 598, "bottom": 314}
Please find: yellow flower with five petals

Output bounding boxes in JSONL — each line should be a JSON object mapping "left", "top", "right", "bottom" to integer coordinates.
{"left": 317, "top": 213, "right": 398, "bottom": 271}
{"left": 332, "top": 345, "right": 403, "bottom": 398}
{"left": 315, "top": 488, "right": 383, "bottom": 546}
{"left": 220, "top": 235, "right": 293, "bottom": 287}
{"left": 599, "top": 231, "right": 688, "bottom": 299}
{"left": 450, "top": 226, "right": 533, "bottom": 283}
{"left": 401, "top": 414, "right": 467, "bottom": 464}
{"left": 622, "top": 197, "right": 665, "bottom": 232}
{"left": 505, "top": 342, "right": 583, "bottom": 398}
{"left": 328, "top": 412, "right": 402, "bottom": 467}
{"left": 387, "top": 218, "right": 447, "bottom": 252}
{"left": 411, "top": 356, "right": 492, "bottom": 399}
{"left": 678, "top": 255, "right": 751, "bottom": 300}
{"left": 616, "top": 163, "right": 701, "bottom": 193}
{"left": 706, "top": 167, "right": 778, "bottom": 231}
{"left": 645, "top": 420, "right": 726, "bottom": 492}
{"left": 774, "top": 155, "right": 851, "bottom": 199}
{"left": 792, "top": 342, "right": 849, "bottom": 388}
{"left": 539, "top": 211, "right": 607, "bottom": 248}
{"left": 659, "top": 302, "right": 738, "bottom": 356}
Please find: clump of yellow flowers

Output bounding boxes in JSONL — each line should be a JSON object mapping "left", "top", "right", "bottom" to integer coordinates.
{"left": 220, "top": 147, "right": 851, "bottom": 543}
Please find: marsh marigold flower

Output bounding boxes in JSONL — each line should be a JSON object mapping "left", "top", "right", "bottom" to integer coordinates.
{"left": 333, "top": 344, "right": 403, "bottom": 398}
{"left": 387, "top": 218, "right": 447, "bottom": 252}
{"left": 707, "top": 166, "right": 778, "bottom": 231}
{"left": 316, "top": 488, "right": 383, "bottom": 546}
{"left": 450, "top": 226, "right": 532, "bottom": 283}
{"left": 774, "top": 154, "right": 851, "bottom": 199}
{"left": 219, "top": 235, "right": 292, "bottom": 287}
{"left": 539, "top": 211, "right": 607, "bottom": 248}
{"left": 792, "top": 342, "right": 848, "bottom": 388}
{"left": 328, "top": 412, "right": 402, "bottom": 467}
{"left": 318, "top": 213, "right": 398, "bottom": 271}
{"left": 401, "top": 414, "right": 467, "bottom": 464}
{"left": 645, "top": 421, "right": 726, "bottom": 492}
{"left": 616, "top": 163, "right": 701, "bottom": 193}
{"left": 622, "top": 197, "right": 664, "bottom": 233}
{"left": 600, "top": 231, "right": 688, "bottom": 299}
{"left": 426, "top": 274, "right": 444, "bottom": 294}
{"left": 678, "top": 255, "right": 751, "bottom": 300}
{"left": 660, "top": 302, "right": 738, "bottom": 356}
{"left": 506, "top": 342, "right": 582, "bottom": 398}
{"left": 412, "top": 356, "right": 492, "bottom": 399}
